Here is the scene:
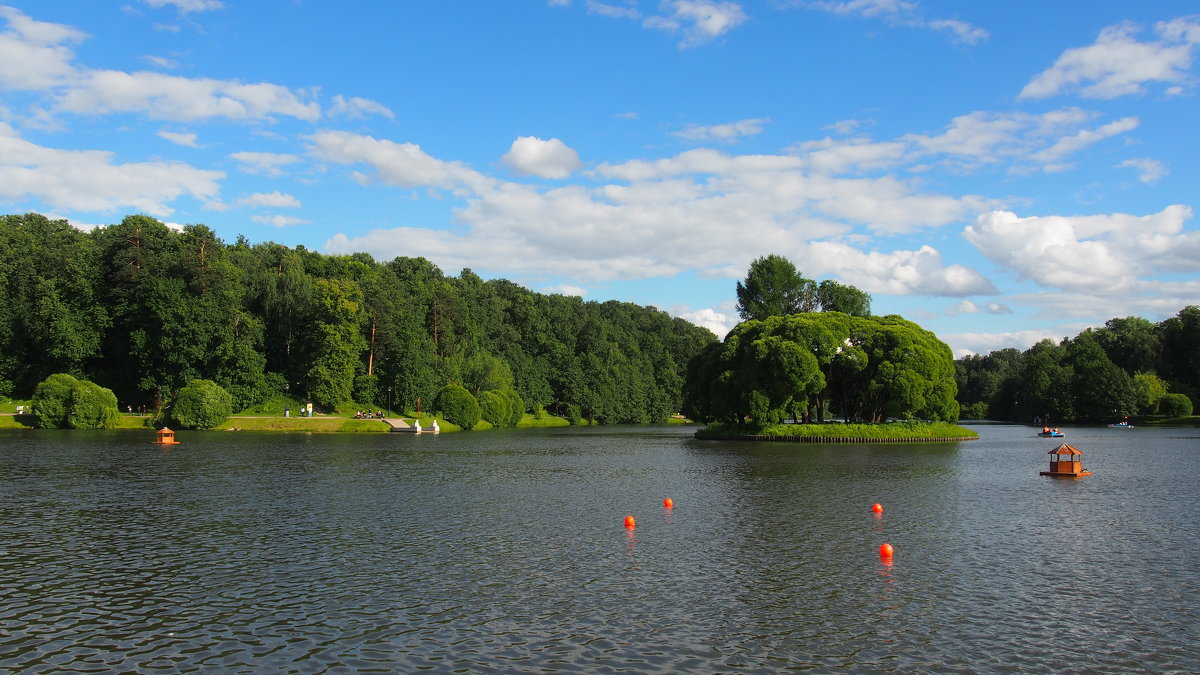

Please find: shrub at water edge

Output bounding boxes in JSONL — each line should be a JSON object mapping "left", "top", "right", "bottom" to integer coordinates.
{"left": 502, "top": 389, "right": 524, "bottom": 427}
{"left": 1159, "top": 392, "right": 1193, "bottom": 417}
{"left": 31, "top": 373, "right": 120, "bottom": 429}
{"left": 169, "top": 379, "right": 234, "bottom": 429}
{"left": 32, "top": 373, "right": 79, "bottom": 428}
{"left": 477, "top": 390, "right": 510, "bottom": 427}
{"left": 435, "top": 383, "right": 481, "bottom": 430}
{"left": 67, "top": 380, "right": 121, "bottom": 429}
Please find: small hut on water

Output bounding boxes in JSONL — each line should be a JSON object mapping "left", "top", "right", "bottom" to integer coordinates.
{"left": 1040, "top": 443, "right": 1091, "bottom": 478}
{"left": 154, "top": 427, "right": 180, "bottom": 445}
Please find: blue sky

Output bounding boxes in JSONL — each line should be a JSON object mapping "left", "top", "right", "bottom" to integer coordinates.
{"left": 2, "top": 1, "right": 1198, "bottom": 356}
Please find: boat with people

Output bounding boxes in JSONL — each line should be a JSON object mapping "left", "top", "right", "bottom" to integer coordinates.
{"left": 1107, "top": 421, "right": 1134, "bottom": 428}
{"left": 1037, "top": 425, "right": 1064, "bottom": 437}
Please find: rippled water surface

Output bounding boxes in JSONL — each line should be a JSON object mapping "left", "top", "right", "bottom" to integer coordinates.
{"left": 1, "top": 424, "right": 1198, "bottom": 673}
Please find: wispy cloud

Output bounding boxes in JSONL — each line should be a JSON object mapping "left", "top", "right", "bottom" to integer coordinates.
{"left": 644, "top": 0, "right": 748, "bottom": 48}
{"left": 1020, "top": 16, "right": 1200, "bottom": 100}
{"left": 586, "top": 1, "right": 640, "bottom": 20}
{"left": 141, "top": 0, "right": 225, "bottom": 13}
{"left": 790, "top": 0, "right": 989, "bottom": 45}
{"left": 674, "top": 117, "right": 768, "bottom": 143}
{"left": 328, "top": 94, "right": 395, "bottom": 120}
{"left": 250, "top": 214, "right": 308, "bottom": 228}
{"left": 1116, "top": 157, "right": 1168, "bottom": 184}
{"left": 229, "top": 151, "right": 302, "bottom": 177}
{"left": 157, "top": 130, "right": 198, "bottom": 147}
{"left": 237, "top": 191, "right": 301, "bottom": 209}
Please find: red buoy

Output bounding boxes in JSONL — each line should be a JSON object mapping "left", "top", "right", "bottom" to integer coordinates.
{"left": 879, "top": 543, "right": 894, "bottom": 558}
{"left": 624, "top": 515, "right": 636, "bottom": 529}
{"left": 663, "top": 498, "right": 674, "bottom": 509}
{"left": 871, "top": 503, "right": 883, "bottom": 514}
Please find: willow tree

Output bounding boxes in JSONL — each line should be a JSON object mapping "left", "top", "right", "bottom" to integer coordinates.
{"left": 683, "top": 312, "right": 959, "bottom": 425}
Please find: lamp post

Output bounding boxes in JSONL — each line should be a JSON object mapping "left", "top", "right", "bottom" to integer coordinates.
{"left": 387, "top": 386, "right": 392, "bottom": 418}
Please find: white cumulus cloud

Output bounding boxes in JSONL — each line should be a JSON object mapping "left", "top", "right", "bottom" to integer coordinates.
{"left": 963, "top": 205, "right": 1200, "bottom": 295}
{"left": 501, "top": 136, "right": 583, "bottom": 179}
{"left": 308, "top": 130, "right": 491, "bottom": 192}
{"left": 673, "top": 306, "right": 732, "bottom": 338}
{"left": 0, "top": 121, "right": 222, "bottom": 216}
{"left": 0, "top": 6, "right": 86, "bottom": 91}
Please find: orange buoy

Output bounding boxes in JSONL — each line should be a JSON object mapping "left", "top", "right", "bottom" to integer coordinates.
{"left": 879, "top": 543, "right": 894, "bottom": 558}
{"left": 871, "top": 503, "right": 883, "bottom": 514}
{"left": 663, "top": 498, "right": 674, "bottom": 509}
{"left": 624, "top": 515, "right": 636, "bottom": 529}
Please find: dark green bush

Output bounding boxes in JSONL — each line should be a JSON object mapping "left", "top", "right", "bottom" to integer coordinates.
{"left": 1159, "top": 392, "right": 1194, "bottom": 417}
{"left": 477, "top": 390, "right": 510, "bottom": 427}
{"left": 435, "top": 383, "right": 481, "bottom": 430}
{"left": 961, "top": 401, "right": 988, "bottom": 419}
{"left": 169, "top": 379, "right": 233, "bottom": 429}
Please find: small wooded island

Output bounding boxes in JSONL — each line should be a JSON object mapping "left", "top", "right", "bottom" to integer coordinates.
{"left": 682, "top": 255, "right": 975, "bottom": 442}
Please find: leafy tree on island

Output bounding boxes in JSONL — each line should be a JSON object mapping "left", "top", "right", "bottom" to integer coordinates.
{"left": 817, "top": 279, "right": 872, "bottom": 317}
{"left": 736, "top": 254, "right": 872, "bottom": 321}
{"left": 683, "top": 313, "right": 958, "bottom": 426}
{"left": 735, "top": 255, "right": 817, "bottom": 321}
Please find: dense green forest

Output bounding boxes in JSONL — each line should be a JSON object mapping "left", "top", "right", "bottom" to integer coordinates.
{"left": 954, "top": 309, "right": 1199, "bottom": 422}
{"left": 0, "top": 213, "right": 716, "bottom": 423}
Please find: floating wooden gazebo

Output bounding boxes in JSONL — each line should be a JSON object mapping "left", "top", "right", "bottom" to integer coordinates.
{"left": 153, "top": 427, "right": 180, "bottom": 445}
{"left": 1040, "top": 443, "right": 1090, "bottom": 478}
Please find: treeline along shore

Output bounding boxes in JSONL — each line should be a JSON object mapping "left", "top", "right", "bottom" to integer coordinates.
{"left": 0, "top": 213, "right": 715, "bottom": 429}
{"left": 954, "top": 308, "right": 1198, "bottom": 424}
{"left": 4, "top": 213, "right": 1192, "bottom": 437}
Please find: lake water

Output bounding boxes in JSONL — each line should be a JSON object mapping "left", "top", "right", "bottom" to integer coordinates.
{"left": 0, "top": 423, "right": 1197, "bottom": 673}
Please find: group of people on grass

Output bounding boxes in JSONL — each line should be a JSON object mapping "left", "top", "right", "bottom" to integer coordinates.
{"left": 354, "top": 410, "right": 385, "bottom": 419}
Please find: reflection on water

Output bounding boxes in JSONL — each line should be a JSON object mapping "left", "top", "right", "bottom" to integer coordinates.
{"left": 0, "top": 424, "right": 1198, "bottom": 672}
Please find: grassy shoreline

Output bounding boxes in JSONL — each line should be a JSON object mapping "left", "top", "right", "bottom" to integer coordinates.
{"left": 696, "top": 421, "right": 979, "bottom": 442}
